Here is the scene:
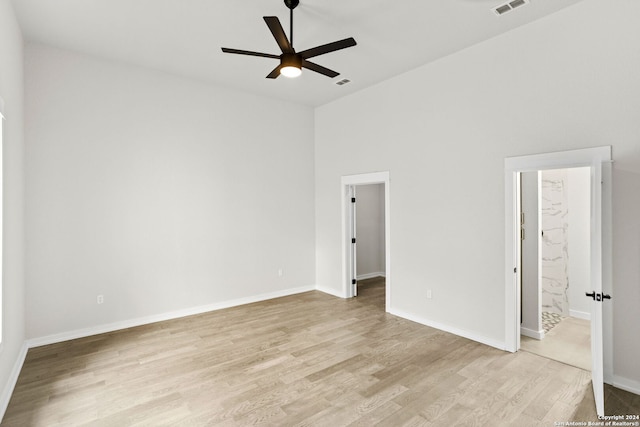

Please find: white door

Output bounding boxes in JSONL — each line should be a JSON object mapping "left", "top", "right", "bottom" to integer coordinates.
{"left": 588, "top": 162, "right": 605, "bottom": 416}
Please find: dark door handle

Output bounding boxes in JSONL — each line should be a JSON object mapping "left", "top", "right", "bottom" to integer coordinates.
{"left": 585, "top": 292, "right": 611, "bottom": 301}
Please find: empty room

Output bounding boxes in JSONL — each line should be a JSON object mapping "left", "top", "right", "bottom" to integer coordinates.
{"left": 1, "top": 0, "right": 640, "bottom": 425}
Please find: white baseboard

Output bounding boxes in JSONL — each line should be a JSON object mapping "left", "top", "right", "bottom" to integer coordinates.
{"left": 314, "top": 285, "right": 345, "bottom": 298}
{"left": 0, "top": 342, "right": 28, "bottom": 422}
{"left": 521, "top": 326, "right": 545, "bottom": 340}
{"left": 612, "top": 375, "right": 640, "bottom": 396}
{"left": 569, "top": 309, "right": 591, "bottom": 321}
{"left": 389, "top": 307, "right": 505, "bottom": 351}
{"left": 356, "top": 272, "right": 386, "bottom": 280}
{"left": 27, "top": 285, "right": 316, "bottom": 348}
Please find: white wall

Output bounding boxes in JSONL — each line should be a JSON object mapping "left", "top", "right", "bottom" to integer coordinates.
{"left": 567, "top": 167, "right": 591, "bottom": 319}
{"left": 315, "top": 0, "right": 640, "bottom": 386}
{"left": 355, "top": 184, "right": 385, "bottom": 278}
{"left": 24, "top": 44, "right": 316, "bottom": 340}
{"left": 0, "top": 0, "right": 26, "bottom": 418}
{"left": 612, "top": 169, "right": 640, "bottom": 388}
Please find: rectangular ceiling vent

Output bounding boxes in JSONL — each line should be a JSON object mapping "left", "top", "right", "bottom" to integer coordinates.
{"left": 493, "top": 0, "right": 529, "bottom": 16}
{"left": 335, "top": 79, "right": 351, "bottom": 86}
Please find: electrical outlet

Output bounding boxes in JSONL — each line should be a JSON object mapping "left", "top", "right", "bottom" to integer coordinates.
{"left": 426, "top": 290, "right": 432, "bottom": 299}
{"left": 97, "top": 294, "right": 104, "bottom": 304}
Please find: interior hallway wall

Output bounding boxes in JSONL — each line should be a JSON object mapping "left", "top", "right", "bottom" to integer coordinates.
{"left": 566, "top": 167, "right": 591, "bottom": 319}
{"left": 521, "top": 171, "right": 540, "bottom": 337}
{"left": 315, "top": 0, "right": 640, "bottom": 388}
{"left": 355, "top": 184, "right": 385, "bottom": 279}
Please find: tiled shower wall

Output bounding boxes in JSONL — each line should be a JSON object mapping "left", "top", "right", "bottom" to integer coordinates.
{"left": 541, "top": 169, "right": 570, "bottom": 316}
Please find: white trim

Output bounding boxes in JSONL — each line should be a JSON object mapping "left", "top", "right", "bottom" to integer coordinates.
{"left": 612, "top": 375, "right": 640, "bottom": 397}
{"left": 0, "top": 343, "right": 28, "bottom": 422}
{"left": 341, "top": 172, "right": 391, "bottom": 312}
{"left": 520, "top": 327, "right": 545, "bottom": 340}
{"left": 569, "top": 309, "right": 591, "bottom": 321}
{"left": 26, "top": 285, "right": 315, "bottom": 348}
{"left": 390, "top": 308, "right": 505, "bottom": 351}
{"left": 315, "top": 285, "right": 345, "bottom": 298}
{"left": 356, "top": 272, "right": 386, "bottom": 281}
{"left": 504, "top": 147, "right": 612, "bottom": 172}
{"left": 341, "top": 171, "right": 389, "bottom": 186}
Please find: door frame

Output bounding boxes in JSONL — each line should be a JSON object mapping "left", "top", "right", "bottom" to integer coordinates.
{"left": 341, "top": 172, "right": 390, "bottom": 311}
{"left": 504, "top": 146, "right": 613, "bottom": 415}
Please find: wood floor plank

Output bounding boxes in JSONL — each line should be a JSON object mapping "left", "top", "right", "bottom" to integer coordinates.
{"left": 2, "top": 278, "right": 638, "bottom": 426}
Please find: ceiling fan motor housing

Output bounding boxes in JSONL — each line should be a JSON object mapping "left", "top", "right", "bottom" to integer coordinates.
{"left": 284, "top": 0, "right": 300, "bottom": 10}
{"left": 281, "top": 53, "right": 302, "bottom": 68}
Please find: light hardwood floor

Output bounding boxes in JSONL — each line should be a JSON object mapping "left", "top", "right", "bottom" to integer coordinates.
{"left": 521, "top": 316, "right": 591, "bottom": 371}
{"left": 2, "top": 279, "right": 638, "bottom": 426}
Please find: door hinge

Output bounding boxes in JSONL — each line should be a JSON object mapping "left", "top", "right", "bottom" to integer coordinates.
{"left": 514, "top": 267, "right": 517, "bottom": 273}
{"left": 352, "top": 279, "right": 356, "bottom": 285}
{"left": 352, "top": 238, "right": 356, "bottom": 244}
{"left": 351, "top": 197, "right": 356, "bottom": 203}
{"left": 521, "top": 228, "right": 525, "bottom": 241}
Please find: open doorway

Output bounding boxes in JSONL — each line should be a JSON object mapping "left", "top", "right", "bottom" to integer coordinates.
{"left": 519, "top": 167, "right": 592, "bottom": 371}
{"left": 504, "top": 146, "right": 613, "bottom": 417}
{"left": 352, "top": 184, "right": 386, "bottom": 310}
{"left": 341, "top": 172, "right": 391, "bottom": 312}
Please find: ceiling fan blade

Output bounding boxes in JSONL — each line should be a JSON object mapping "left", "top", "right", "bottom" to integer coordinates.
{"left": 299, "top": 37, "right": 356, "bottom": 60}
{"left": 264, "top": 16, "right": 293, "bottom": 54}
{"left": 221, "top": 48, "right": 280, "bottom": 59}
{"left": 266, "top": 64, "right": 282, "bottom": 79}
{"left": 301, "top": 60, "right": 339, "bottom": 78}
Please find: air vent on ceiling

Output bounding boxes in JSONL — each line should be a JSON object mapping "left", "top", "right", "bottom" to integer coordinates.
{"left": 335, "top": 79, "right": 351, "bottom": 86}
{"left": 493, "top": 0, "right": 529, "bottom": 15}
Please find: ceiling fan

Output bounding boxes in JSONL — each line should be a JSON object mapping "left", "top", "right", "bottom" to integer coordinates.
{"left": 221, "top": 0, "right": 356, "bottom": 79}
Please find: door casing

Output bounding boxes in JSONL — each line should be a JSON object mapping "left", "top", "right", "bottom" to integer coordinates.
{"left": 341, "top": 172, "right": 390, "bottom": 311}
{"left": 504, "top": 146, "right": 613, "bottom": 416}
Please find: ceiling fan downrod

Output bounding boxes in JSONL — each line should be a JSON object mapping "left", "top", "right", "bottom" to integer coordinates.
{"left": 284, "top": 0, "right": 299, "bottom": 48}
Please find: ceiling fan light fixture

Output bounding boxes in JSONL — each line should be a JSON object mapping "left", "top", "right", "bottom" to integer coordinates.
{"left": 281, "top": 65, "right": 302, "bottom": 78}
{"left": 280, "top": 53, "right": 302, "bottom": 78}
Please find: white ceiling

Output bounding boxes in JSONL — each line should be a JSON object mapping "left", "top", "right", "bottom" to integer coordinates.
{"left": 12, "top": 0, "right": 584, "bottom": 107}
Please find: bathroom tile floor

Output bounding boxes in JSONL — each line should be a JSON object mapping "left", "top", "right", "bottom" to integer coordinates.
{"left": 542, "top": 311, "right": 565, "bottom": 333}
